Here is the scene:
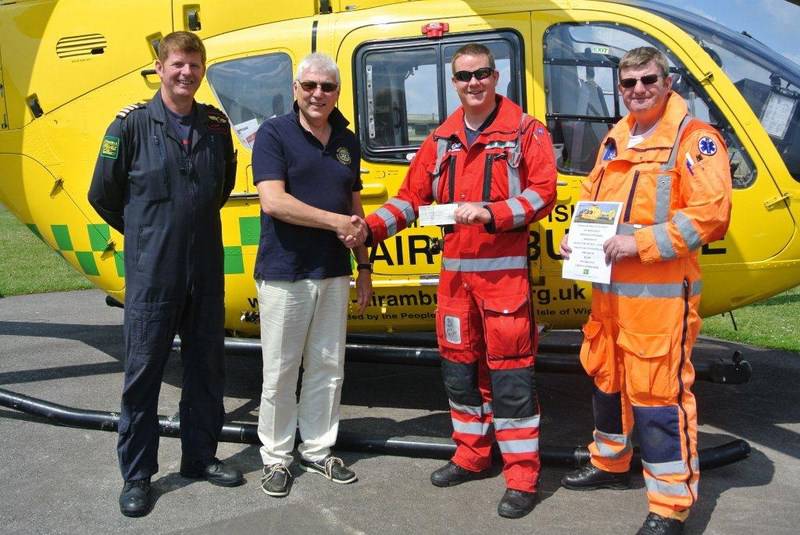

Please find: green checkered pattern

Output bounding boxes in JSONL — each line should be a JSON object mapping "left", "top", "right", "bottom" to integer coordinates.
{"left": 38, "top": 218, "right": 262, "bottom": 278}
{"left": 223, "top": 216, "right": 260, "bottom": 275}
{"left": 35, "top": 223, "right": 123, "bottom": 278}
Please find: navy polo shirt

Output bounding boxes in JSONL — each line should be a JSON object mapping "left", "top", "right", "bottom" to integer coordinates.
{"left": 252, "top": 103, "right": 362, "bottom": 281}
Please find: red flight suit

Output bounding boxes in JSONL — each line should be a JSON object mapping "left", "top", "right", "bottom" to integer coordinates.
{"left": 367, "top": 96, "right": 557, "bottom": 491}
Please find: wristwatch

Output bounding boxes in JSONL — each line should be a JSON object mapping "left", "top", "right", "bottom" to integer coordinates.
{"left": 356, "top": 263, "right": 373, "bottom": 273}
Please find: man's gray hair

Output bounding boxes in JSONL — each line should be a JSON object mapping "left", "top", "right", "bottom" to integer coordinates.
{"left": 296, "top": 53, "right": 341, "bottom": 85}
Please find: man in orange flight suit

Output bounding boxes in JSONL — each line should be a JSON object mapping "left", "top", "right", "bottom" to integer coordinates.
{"left": 560, "top": 47, "right": 732, "bottom": 535}
{"left": 364, "top": 43, "right": 557, "bottom": 518}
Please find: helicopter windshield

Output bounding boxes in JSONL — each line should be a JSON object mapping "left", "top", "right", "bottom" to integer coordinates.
{"left": 619, "top": 0, "right": 800, "bottom": 181}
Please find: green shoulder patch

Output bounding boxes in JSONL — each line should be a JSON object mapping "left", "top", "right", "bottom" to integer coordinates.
{"left": 101, "top": 135, "right": 120, "bottom": 159}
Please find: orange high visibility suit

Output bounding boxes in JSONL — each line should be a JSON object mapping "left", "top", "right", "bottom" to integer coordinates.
{"left": 367, "top": 96, "right": 557, "bottom": 492}
{"left": 578, "top": 92, "right": 732, "bottom": 519}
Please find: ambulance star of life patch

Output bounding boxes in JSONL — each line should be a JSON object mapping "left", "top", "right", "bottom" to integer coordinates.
{"left": 698, "top": 136, "right": 717, "bottom": 156}
{"left": 101, "top": 136, "right": 120, "bottom": 159}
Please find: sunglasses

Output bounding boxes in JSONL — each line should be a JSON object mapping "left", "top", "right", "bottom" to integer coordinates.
{"left": 619, "top": 74, "right": 661, "bottom": 88}
{"left": 297, "top": 80, "right": 339, "bottom": 93}
{"left": 453, "top": 67, "right": 495, "bottom": 82}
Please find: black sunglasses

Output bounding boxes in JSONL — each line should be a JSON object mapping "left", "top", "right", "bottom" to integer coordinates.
{"left": 298, "top": 80, "right": 339, "bottom": 93}
{"left": 453, "top": 67, "right": 495, "bottom": 82}
{"left": 619, "top": 74, "right": 661, "bottom": 88}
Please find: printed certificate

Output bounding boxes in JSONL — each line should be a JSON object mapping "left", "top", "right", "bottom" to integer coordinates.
{"left": 561, "top": 201, "right": 623, "bottom": 284}
{"left": 418, "top": 203, "right": 458, "bottom": 226}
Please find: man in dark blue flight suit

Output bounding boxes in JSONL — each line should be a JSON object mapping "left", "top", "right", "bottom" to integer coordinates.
{"left": 88, "top": 31, "right": 242, "bottom": 518}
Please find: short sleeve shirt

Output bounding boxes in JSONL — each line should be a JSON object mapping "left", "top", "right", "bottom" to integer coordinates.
{"left": 251, "top": 103, "right": 362, "bottom": 281}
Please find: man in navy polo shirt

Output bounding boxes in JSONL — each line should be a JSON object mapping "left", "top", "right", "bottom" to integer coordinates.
{"left": 251, "top": 52, "right": 372, "bottom": 498}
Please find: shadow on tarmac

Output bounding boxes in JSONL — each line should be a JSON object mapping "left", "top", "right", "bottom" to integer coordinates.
{"left": 2, "top": 314, "right": 797, "bottom": 534}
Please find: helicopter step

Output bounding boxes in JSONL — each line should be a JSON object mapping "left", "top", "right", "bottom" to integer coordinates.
{"left": 173, "top": 332, "right": 752, "bottom": 385}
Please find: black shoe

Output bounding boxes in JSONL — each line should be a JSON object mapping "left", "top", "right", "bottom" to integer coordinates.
{"left": 430, "top": 461, "right": 487, "bottom": 488}
{"left": 561, "top": 463, "right": 630, "bottom": 490}
{"left": 260, "top": 464, "right": 292, "bottom": 497}
{"left": 299, "top": 456, "right": 357, "bottom": 484}
{"left": 180, "top": 457, "right": 244, "bottom": 487}
{"left": 637, "top": 512, "right": 685, "bottom": 535}
{"left": 497, "top": 489, "right": 538, "bottom": 519}
{"left": 119, "top": 478, "right": 151, "bottom": 518}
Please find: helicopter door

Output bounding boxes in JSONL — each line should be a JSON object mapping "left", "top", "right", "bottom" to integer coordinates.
{"left": 337, "top": 13, "right": 532, "bottom": 277}
{"left": 532, "top": 14, "right": 794, "bottom": 282}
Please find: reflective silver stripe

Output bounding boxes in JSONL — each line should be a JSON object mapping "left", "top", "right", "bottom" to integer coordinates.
{"left": 485, "top": 140, "right": 516, "bottom": 150}
{"left": 388, "top": 197, "right": 416, "bottom": 226}
{"left": 662, "top": 115, "right": 692, "bottom": 171}
{"left": 593, "top": 430, "right": 631, "bottom": 459}
{"left": 654, "top": 175, "right": 672, "bottom": 223}
{"left": 643, "top": 459, "right": 688, "bottom": 477}
{"left": 507, "top": 164, "right": 521, "bottom": 197}
{"left": 506, "top": 197, "right": 526, "bottom": 228}
{"left": 593, "top": 281, "right": 700, "bottom": 298}
{"left": 521, "top": 188, "right": 545, "bottom": 211}
{"left": 452, "top": 419, "right": 492, "bottom": 436}
{"left": 653, "top": 223, "right": 676, "bottom": 260}
{"left": 644, "top": 477, "right": 691, "bottom": 497}
{"left": 672, "top": 211, "right": 702, "bottom": 251}
{"left": 691, "top": 457, "right": 699, "bottom": 472}
{"left": 449, "top": 400, "right": 484, "bottom": 417}
{"left": 493, "top": 415, "right": 541, "bottom": 431}
{"left": 483, "top": 402, "right": 493, "bottom": 415}
{"left": 375, "top": 206, "right": 398, "bottom": 237}
{"left": 497, "top": 438, "right": 539, "bottom": 454}
{"left": 617, "top": 223, "right": 640, "bottom": 236}
{"left": 442, "top": 256, "right": 528, "bottom": 272}
{"left": 432, "top": 138, "right": 449, "bottom": 203}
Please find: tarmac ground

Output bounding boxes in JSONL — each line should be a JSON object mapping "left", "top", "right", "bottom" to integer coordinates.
{"left": 1, "top": 290, "right": 798, "bottom": 534}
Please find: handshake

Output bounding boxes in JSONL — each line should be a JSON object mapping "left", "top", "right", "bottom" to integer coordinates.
{"left": 336, "top": 214, "right": 368, "bottom": 248}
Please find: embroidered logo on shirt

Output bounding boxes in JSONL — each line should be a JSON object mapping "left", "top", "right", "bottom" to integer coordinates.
{"left": 100, "top": 136, "right": 120, "bottom": 159}
{"left": 698, "top": 136, "right": 717, "bottom": 156}
{"left": 336, "top": 146, "right": 352, "bottom": 165}
{"left": 444, "top": 315, "right": 462, "bottom": 345}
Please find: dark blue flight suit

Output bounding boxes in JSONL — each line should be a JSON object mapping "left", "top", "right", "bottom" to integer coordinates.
{"left": 88, "top": 90, "right": 237, "bottom": 482}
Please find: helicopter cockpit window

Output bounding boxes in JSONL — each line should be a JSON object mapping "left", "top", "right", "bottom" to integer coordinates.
{"left": 207, "top": 53, "right": 293, "bottom": 149}
{"left": 544, "top": 23, "right": 756, "bottom": 188}
{"left": 355, "top": 32, "right": 523, "bottom": 162}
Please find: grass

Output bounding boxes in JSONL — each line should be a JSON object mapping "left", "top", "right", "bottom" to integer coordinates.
{"left": 701, "top": 285, "right": 800, "bottom": 352}
{"left": 0, "top": 203, "right": 93, "bottom": 297}
{"left": 1, "top": 202, "right": 798, "bottom": 351}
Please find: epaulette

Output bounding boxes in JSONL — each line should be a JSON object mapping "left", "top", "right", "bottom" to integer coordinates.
{"left": 205, "top": 104, "right": 230, "bottom": 125}
{"left": 116, "top": 101, "right": 148, "bottom": 119}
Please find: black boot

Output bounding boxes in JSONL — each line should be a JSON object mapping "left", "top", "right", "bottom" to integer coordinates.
{"left": 636, "top": 512, "right": 685, "bottom": 535}
{"left": 119, "top": 478, "right": 152, "bottom": 518}
{"left": 561, "top": 463, "right": 630, "bottom": 490}
{"left": 180, "top": 457, "right": 244, "bottom": 487}
{"left": 430, "top": 461, "right": 486, "bottom": 487}
{"left": 497, "top": 489, "right": 537, "bottom": 519}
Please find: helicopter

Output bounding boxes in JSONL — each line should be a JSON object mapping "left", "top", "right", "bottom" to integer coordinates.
{"left": 0, "top": 0, "right": 798, "bottom": 339}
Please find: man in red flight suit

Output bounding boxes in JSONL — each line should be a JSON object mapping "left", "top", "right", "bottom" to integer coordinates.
{"left": 365, "top": 43, "right": 557, "bottom": 518}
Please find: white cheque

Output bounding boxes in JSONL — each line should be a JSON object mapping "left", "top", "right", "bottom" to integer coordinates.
{"left": 418, "top": 203, "right": 458, "bottom": 226}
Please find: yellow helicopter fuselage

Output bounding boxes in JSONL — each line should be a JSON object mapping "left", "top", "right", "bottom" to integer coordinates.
{"left": 1, "top": 0, "right": 798, "bottom": 336}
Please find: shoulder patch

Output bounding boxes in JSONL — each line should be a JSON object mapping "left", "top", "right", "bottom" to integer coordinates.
{"left": 100, "top": 135, "right": 120, "bottom": 159}
{"left": 116, "top": 101, "right": 147, "bottom": 119}
{"left": 698, "top": 135, "right": 718, "bottom": 156}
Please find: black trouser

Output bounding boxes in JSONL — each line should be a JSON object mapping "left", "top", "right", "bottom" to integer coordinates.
{"left": 118, "top": 291, "right": 225, "bottom": 481}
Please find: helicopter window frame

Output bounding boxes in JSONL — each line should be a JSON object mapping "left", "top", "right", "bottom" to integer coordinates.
{"left": 353, "top": 30, "right": 526, "bottom": 163}
{"left": 543, "top": 22, "right": 757, "bottom": 189}
{"left": 206, "top": 51, "right": 294, "bottom": 150}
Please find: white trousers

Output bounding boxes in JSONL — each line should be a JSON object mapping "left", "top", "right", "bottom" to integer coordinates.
{"left": 256, "top": 276, "right": 350, "bottom": 467}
